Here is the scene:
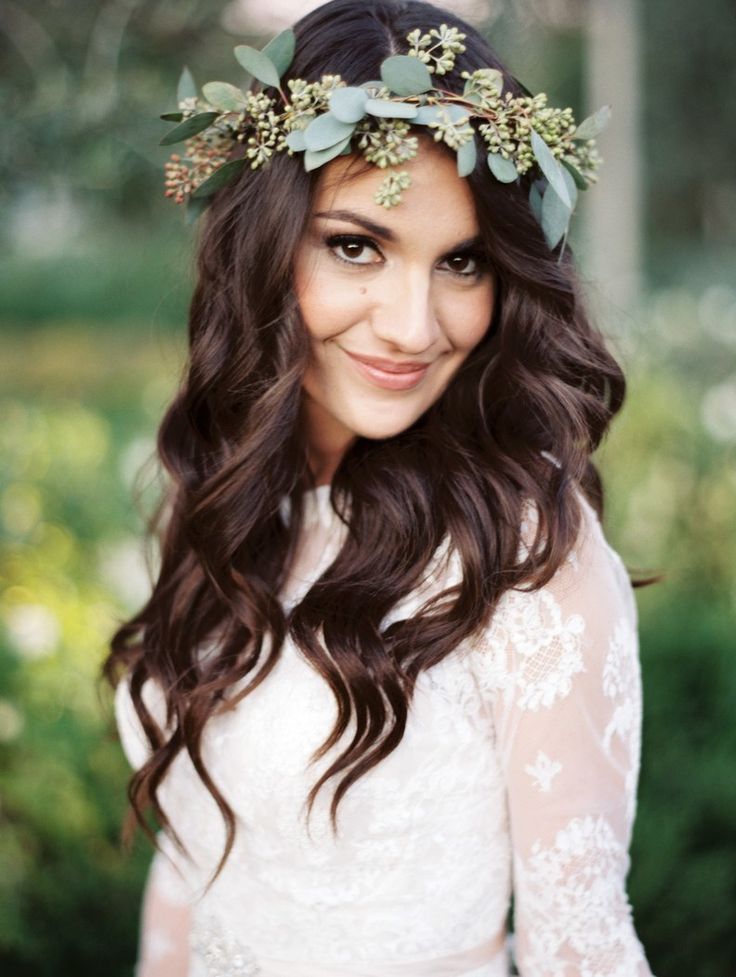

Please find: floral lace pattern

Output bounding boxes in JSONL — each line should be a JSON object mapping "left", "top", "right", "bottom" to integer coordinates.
{"left": 512, "top": 815, "right": 649, "bottom": 977}
{"left": 190, "top": 914, "right": 261, "bottom": 977}
{"left": 115, "top": 483, "right": 654, "bottom": 977}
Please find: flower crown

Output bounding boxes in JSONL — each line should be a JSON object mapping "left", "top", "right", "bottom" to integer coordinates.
{"left": 160, "top": 25, "right": 610, "bottom": 253}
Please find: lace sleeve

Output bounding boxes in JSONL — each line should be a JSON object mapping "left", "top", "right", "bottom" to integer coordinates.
{"left": 114, "top": 676, "right": 194, "bottom": 977}
{"left": 477, "top": 491, "right": 655, "bottom": 976}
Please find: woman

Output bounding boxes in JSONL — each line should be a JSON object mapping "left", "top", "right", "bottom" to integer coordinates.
{"left": 105, "top": 1, "right": 659, "bottom": 974}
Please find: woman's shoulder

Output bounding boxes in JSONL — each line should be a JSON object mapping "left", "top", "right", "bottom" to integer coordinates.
{"left": 113, "top": 668, "right": 172, "bottom": 771}
{"left": 518, "top": 452, "right": 629, "bottom": 578}
{"left": 464, "top": 484, "right": 639, "bottom": 724}
{"left": 112, "top": 631, "right": 238, "bottom": 771}
{"left": 467, "top": 465, "right": 637, "bottom": 652}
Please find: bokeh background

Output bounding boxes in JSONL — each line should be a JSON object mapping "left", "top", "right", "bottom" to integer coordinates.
{"left": 1, "top": 0, "right": 735, "bottom": 974}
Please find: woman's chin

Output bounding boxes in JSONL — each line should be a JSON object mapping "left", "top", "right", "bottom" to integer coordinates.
{"left": 348, "top": 414, "right": 423, "bottom": 441}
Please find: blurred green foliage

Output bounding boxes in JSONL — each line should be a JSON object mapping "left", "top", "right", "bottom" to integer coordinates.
{"left": 0, "top": 330, "right": 176, "bottom": 976}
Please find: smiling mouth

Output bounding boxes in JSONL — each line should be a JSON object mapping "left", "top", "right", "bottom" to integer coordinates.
{"left": 342, "top": 348, "right": 431, "bottom": 391}
{"left": 343, "top": 351, "right": 433, "bottom": 373}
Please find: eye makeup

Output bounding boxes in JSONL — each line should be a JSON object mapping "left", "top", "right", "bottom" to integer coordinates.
{"left": 321, "top": 232, "right": 489, "bottom": 280}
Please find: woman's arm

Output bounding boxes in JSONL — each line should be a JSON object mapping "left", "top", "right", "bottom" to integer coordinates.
{"left": 135, "top": 834, "right": 193, "bottom": 977}
{"left": 477, "top": 491, "right": 655, "bottom": 975}
{"left": 114, "top": 677, "right": 194, "bottom": 977}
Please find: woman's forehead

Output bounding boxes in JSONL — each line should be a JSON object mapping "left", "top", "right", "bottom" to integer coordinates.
{"left": 310, "top": 137, "right": 481, "bottom": 239}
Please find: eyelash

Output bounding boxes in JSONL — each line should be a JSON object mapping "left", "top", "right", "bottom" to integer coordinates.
{"left": 323, "top": 233, "right": 487, "bottom": 280}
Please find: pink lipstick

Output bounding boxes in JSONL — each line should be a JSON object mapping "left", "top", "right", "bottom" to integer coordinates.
{"left": 343, "top": 349, "right": 431, "bottom": 390}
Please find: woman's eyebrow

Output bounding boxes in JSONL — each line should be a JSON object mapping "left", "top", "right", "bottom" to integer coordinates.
{"left": 312, "top": 208, "right": 483, "bottom": 252}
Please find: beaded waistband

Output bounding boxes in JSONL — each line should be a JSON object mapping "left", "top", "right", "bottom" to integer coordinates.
{"left": 240, "top": 932, "right": 505, "bottom": 977}
{"left": 190, "top": 911, "right": 508, "bottom": 977}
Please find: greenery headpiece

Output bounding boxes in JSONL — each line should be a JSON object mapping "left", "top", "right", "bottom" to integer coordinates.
{"left": 160, "top": 24, "right": 610, "bottom": 254}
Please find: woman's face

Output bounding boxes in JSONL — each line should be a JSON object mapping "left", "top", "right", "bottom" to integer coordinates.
{"left": 293, "top": 136, "right": 496, "bottom": 466}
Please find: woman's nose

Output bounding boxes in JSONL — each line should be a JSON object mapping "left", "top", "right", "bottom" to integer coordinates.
{"left": 368, "top": 266, "right": 442, "bottom": 353}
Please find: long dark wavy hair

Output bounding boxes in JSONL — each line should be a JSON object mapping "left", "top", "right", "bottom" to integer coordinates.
{"left": 102, "top": 0, "right": 663, "bottom": 888}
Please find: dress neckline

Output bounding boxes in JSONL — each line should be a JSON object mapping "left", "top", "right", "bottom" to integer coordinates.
{"left": 301, "top": 483, "right": 334, "bottom": 526}
{"left": 277, "top": 483, "right": 337, "bottom": 529}
{"left": 304, "top": 483, "right": 332, "bottom": 495}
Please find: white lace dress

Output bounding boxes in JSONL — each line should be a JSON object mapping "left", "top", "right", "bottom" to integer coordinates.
{"left": 114, "top": 481, "right": 655, "bottom": 977}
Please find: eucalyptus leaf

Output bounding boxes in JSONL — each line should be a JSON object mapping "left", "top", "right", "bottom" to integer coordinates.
{"left": 185, "top": 194, "right": 211, "bottom": 225}
{"left": 202, "top": 81, "right": 247, "bottom": 113}
{"left": 304, "top": 135, "right": 354, "bottom": 172}
{"left": 177, "top": 66, "right": 197, "bottom": 104}
{"left": 304, "top": 112, "right": 356, "bottom": 151}
{"left": 555, "top": 228, "right": 569, "bottom": 265}
{"left": 159, "top": 111, "right": 219, "bottom": 146}
{"left": 456, "top": 139, "right": 477, "bottom": 177}
{"left": 234, "top": 45, "right": 281, "bottom": 89}
{"left": 261, "top": 28, "right": 295, "bottom": 78}
{"left": 413, "top": 104, "right": 443, "bottom": 125}
{"left": 487, "top": 152, "right": 518, "bottom": 183}
{"left": 285, "top": 129, "right": 307, "bottom": 151}
{"left": 439, "top": 103, "right": 469, "bottom": 123}
{"left": 559, "top": 165, "right": 578, "bottom": 211}
{"left": 561, "top": 159, "right": 587, "bottom": 190}
{"left": 380, "top": 55, "right": 433, "bottom": 96}
{"left": 573, "top": 104, "right": 611, "bottom": 141}
{"left": 529, "top": 182, "right": 543, "bottom": 223}
{"left": 364, "top": 98, "right": 418, "bottom": 119}
{"left": 530, "top": 130, "right": 571, "bottom": 208}
{"left": 329, "top": 87, "right": 368, "bottom": 123}
{"left": 191, "top": 157, "right": 247, "bottom": 198}
{"left": 462, "top": 92, "right": 485, "bottom": 107}
{"left": 540, "top": 181, "right": 571, "bottom": 249}
{"left": 160, "top": 112, "right": 184, "bottom": 122}
{"left": 413, "top": 103, "right": 468, "bottom": 126}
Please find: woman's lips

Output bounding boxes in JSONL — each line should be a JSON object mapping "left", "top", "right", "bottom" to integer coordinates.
{"left": 343, "top": 349, "right": 431, "bottom": 390}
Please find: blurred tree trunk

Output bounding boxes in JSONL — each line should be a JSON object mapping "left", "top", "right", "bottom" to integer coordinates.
{"left": 582, "top": 0, "right": 643, "bottom": 327}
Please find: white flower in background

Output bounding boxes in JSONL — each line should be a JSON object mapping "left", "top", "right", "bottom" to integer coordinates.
{"left": 3, "top": 603, "right": 60, "bottom": 660}
{"left": 97, "top": 536, "right": 154, "bottom": 610}
{"left": 0, "top": 699, "right": 24, "bottom": 742}
{"left": 701, "top": 377, "right": 736, "bottom": 443}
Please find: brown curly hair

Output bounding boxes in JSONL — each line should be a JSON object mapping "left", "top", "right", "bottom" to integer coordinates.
{"left": 102, "top": 0, "right": 662, "bottom": 892}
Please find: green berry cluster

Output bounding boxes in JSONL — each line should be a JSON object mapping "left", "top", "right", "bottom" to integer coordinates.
{"left": 374, "top": 170, "right": 412, "bottom": 208}
{"left": 236, "top": 92, "right": 283, "bottom": 167}
{"left": 357, "top": 118, "right": 419, "bottom": 168}
{"left": 406, "top": 24, "right": 467, "bottom": 75}
{"left": 282, "top": 75, "right": 343, "bottom": 131}
{"left": 428, "top": 105, "right": 475, "bottom": 150}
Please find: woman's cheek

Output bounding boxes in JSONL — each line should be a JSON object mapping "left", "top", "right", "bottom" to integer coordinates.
{"left": 446, "top": 287, "right": 495, "bottom": 351}
{"left": 309, "top": 274, "right": 369, "bottom": 340}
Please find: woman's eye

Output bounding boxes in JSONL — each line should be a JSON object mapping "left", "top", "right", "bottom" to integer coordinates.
{"left": 447, "top": 254, "right": 478, "bottom": 275}
{"left": 326, "top": 235, "right": 380, "bottom": 266}
{"left": 324, "top": 234, "right": 486, "bottom": 278}
{"left": 443, "top": 253, "right": 483, "bottom": 277}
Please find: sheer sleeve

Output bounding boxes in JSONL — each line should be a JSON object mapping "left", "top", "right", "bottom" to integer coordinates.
{"left": 114, "top": 675, "right": 194, "bottom": 977}
{"left": 476, "top": 490, "right": 655, "bottom": 976}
